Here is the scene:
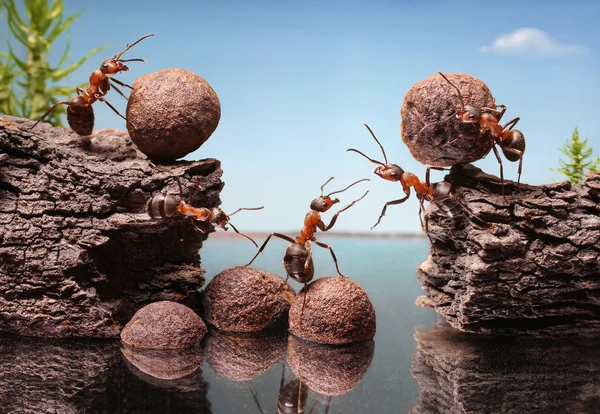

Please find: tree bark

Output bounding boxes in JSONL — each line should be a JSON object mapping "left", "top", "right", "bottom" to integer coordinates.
{"left": 0, "top": 116, "right": 223, "bottom": 338}
{"left": 417, "top": 164, "right": 600, "bottom": 337}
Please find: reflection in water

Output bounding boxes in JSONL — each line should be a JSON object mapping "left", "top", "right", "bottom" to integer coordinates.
{"left": 0, "top": 335, "right": 212, "bottom": 413}
{"left": 411, "top": 325, "right": 600, "bottom": 414}
{"left": 287, "top": 336, "right": 375, "bottom": 397}
{"left": 277, "top": 373, "right": 310, "bottom": 414}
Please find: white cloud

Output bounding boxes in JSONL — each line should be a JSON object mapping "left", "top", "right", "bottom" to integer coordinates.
{"left": 479, "top": 27, "right": 587, "bottom": 57}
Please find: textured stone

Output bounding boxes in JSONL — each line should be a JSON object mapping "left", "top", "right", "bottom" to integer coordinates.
{"left": 287, "top": 336, "right": 374, "bottom": 396}
{"left": 203, "top": 266, "right": 295, "bottom": 332}
{"left": 121, "top": 301, "right": 207, "bottom": 349}
{"left": 208, "top": 330, "right": 286, "bottom": 382}
{"left": 289, "top": 276, "right": 376, "bottom": 345}
{"left": 401, "top": 72, "right": 495, "bottom": 167}
{"left": 417, "top": 164, "right": 600, "bottom": 337}
{"left": 126, "top": 68, "right": 221, "bottom": 161}
{"left": 411, "top": 325, "right": 600, "bottom": 414}
{"left": 0, "top": 115, "right": 223, "bottom": 338}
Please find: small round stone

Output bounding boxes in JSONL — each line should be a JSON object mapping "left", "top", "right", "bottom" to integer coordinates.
{"left": 120, "top": 301, "right": 207, "bottom": 349}
{"left": 287, "top": 336, "right": 374, "bottom": 396}
{"left": 126, "top": 68, "right": 221, "bottom": 161}
{"left": 203, "top": 266, "right": 295, "bottom": 332}
{"left": 208, "top": 331, "right": 286, "bottom": 382}
{"left": 289, "top": 276, "right": 376, "bottom": 345}
{"left": 401, "top": 72, "right": 496, "bottom": 167}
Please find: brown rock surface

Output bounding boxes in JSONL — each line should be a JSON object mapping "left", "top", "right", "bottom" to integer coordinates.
{"left": 203, "top": 266, "right": 295, "bottom": 332}
{"left": 287, "top": 336, "right": 375, "bottom": 396}
{"left": 401, "top": 72, "right": 495, "bottom": 167}
{"left": 0, "top": 115, "right": 223, "bottom": 338}
{"left": 208, "top": 330, "right": 286, "bottom": 382}
{"left": 121, "top": 301, "right": 207, "bottom": 349}
{"left": 411, "top": 325, "right": 600, "bottom": 414}
{"left": 417, "top": 164, "right": 600, "bottom": 337}
{"left": 126, "top": 68, "right": 221, "bottom": 161}
{"left": 289, "top": 276, "right": 376, "bottom": 345}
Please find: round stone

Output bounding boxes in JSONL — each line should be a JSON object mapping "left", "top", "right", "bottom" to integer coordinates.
{"left": 120, "top": 301, "right": 207, "bottom": 349}
{"left": 287, "top": 336, "right": 374, "bottom": 396}
{"left": 289, "top": 276, "right": 376, "bottom": 345}
{"left": 401, "top": 72, "right": 496, "bottom": 167}
{"left": 202, "top": 266, "right": 295, "bottom": 332}
{"left": 208, "top": 331, "right": 286, "bottom": 382}
{"left": 126, "top": 68, "right": 221, "bottom": 161}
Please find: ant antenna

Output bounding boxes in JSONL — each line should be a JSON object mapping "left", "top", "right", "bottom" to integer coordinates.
{"left": 346, "top": 148, "right": 384, "bottom": 166}
{"left": 320, "top": 177, "right": 335, "bottom": 196}
{"left": 228, "top": 222, "right": 259, "bottom": 248}
{"left": 436, "top": 70, "right": 465, "bottom": 109}
{"left": 227, "top": 206, "right": 264, "bottom": 217}
{"left": 327, "top": 178, "right": 370, "bottom": 197}
{"left": 113, "top": 34, "right": 154, "bottom": 60}
{"left": 363, "top": 123, "right": 388, "bottom": 164}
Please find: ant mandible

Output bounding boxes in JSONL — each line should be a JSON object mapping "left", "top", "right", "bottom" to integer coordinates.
{"left": 147, "top": 176, "right": 263, "bottom": 247}
{"left": 348, "top": 123, "right": 488, "bottom": 251}
{"left": 32, "top": 34, "right": 154, "bottom": 136}
{"left": 421, "top": 70, "right": 526, "bottom": 196}
{"left": 245, "top": 177, "right": 369, "bottom": 316}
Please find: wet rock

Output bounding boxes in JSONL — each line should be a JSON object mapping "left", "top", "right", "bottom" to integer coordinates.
{"left": 121, "top": 344, "right": 205, "bottom": 381}
{"left": 121, "top": 301, "right": 207, "bottom": 349}
{"left": 287, "top": 336, "right": 375, "bottom": 396}
{"left": 203, "top": 266, "right": 295, "bottom": 332}
{"left": 289, "top": 276, "right": 376, "bottom": 345}
{"left": 126, "top": 68, "right": 221, "bottom": 161}
{"left": 401, "top": 72, "right": 495, "bottom": 167}
{"left": 208, "top": 330, "right": 286, "bottom": 381}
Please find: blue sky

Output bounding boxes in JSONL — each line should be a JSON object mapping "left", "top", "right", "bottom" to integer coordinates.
{"left": 3, "top": 0, "right": 599, "bottom": 233}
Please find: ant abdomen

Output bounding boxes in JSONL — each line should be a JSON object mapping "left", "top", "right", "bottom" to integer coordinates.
{"left": 283, "top": 243, "right": 314, "bottom": 284}
{"left": 147, "top": 193, "right": 180, "bottom": 220}
{"left": 66, "top": 97, "right": 94, "bottom": 136}
{"left": 502, "top": 130, "right": 526, "bottom": 162}
{"left": 432, "top": 182, "right": 461, "bottom": 217}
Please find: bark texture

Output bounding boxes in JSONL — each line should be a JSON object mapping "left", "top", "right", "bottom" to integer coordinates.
{"left": 417, "top": 164, "right": 600, "bottom": 337}
{"left": 411, "top": 325, "right": 600, "bottom": 414}
{"left": 0, "top": 115, "right": 223, "bottom": 338}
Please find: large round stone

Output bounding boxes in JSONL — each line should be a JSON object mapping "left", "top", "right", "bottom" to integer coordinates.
{"left": 401, "top": 72, "right": 496, "bottom": 167}
{"left": 126, "top": 68, "right": 220, "bottom": 161}
{"left": 289, "top": 276, "right": 376, "bottom": 345}
{"left": 203, "top": 266, "right": 295, "bottom": 332}
{"left": 287, "top": 336, "right": 374, "bottom": 396}
{"left": 120, "top": 301, "right": 207, "bottom": 349}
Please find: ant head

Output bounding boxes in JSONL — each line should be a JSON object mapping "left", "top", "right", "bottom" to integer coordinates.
{"left": 457, "top": 105, "right": 481, "bottom": 123}
{"left": 310, "top": 196, "right": 339, "bottom": 212}
{"left": 210, "top": 208, "right": 229, "bottom": 229}
{"left": 374, "top": 164, "right": 404, "bottom": 182}
{"left": 100, "top": 59, "right": 129, "bottom": 75}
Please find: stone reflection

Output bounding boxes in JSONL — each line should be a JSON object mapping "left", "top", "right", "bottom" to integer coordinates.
{"left": 0, "top": 335, "right": 212, "bottom": 413}
{"left": 411, "top": 325, "right": 600, "bottom": 414}
{"left": 287, "top": 336, "right": 375, "bottom": 397}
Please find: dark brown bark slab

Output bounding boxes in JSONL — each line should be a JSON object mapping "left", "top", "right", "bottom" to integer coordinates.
{"left": 0, "top": 115, "right": 224, "bottom": 338}
{"left": 411, "top": 325, "right": 600, "bottom": 414}
{"left": 417, "top": 164, "right": 600, "bottom": 337}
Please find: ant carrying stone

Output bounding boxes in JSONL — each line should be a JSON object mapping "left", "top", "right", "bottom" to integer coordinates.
{"left": 245, "top": 177, "right": 369, "bottom": 317}
{"left": 348, "top": 123, "right": 489, "bottom": 252}
{"left": 32, "top": 34, "right": 154, "bottom": 136}
{"left": 147, "top": 176, "right": 263, "bottom": 246}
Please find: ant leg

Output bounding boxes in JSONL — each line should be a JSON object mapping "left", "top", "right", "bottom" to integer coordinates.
{"left": 97, "top": 97, "right": 127, "bottom": 122}
{"left": 246, "top": 382, "right": 264, "bottom": 414}
{"left": 110, "top": 77, "right": 134, "bottom": 90}
{"left": 490, "top": 144, "right": 507, "bottom": 199}
{"left": 500, "top": 147, "right": 524, "bottom": 187}
{"left": 370, "top": 192, "right": 409, "bottom": 230}
{"left": 31, "top": 100, "right": 75, "bottom": 130}
{"left": 481, "top": 105, "right": 507, "bottom": 121}
{"left": 245, "top": 232, "right": 295, "bottom": 266}
{"left": 425, "top": 166, "right": 449, "bottom": 187}
{"left": 300, "top": 281, "right": 308, "bottom": 324}
{"left": 313, "top": 240, "right": 345, "bottom": 277}
{"left": 501, "top": 117, "right": 520, "bottom": 132}
{"left": 419, "top": 199, "right": 438, "bottom": 254}
{"left": 228, "top": 222, "right": 259, "bottom": 247}
{"left": 304, "top": 240, "right": 313, "bottom": 269}
{"left": 321, "top": 190, "right": 369, "bottom": 231}
{"left": 110, "top": 83, "right": 129, "bottom": 101}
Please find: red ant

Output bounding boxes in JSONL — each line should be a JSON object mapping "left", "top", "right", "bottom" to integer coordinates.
{"left": 245, "top": 177, "right": 369, "bottom": 317}
{"left": 32, "top": 34, "right": 154, "bottom": 136}
{"left": 348, "top": 123, "right": 489, "bottom": 251}
{"left": 147, "top": 176, "right": 263, "bottom": 246}
{"left": 420, "top": 70, "right": 526, "bottom": 196}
